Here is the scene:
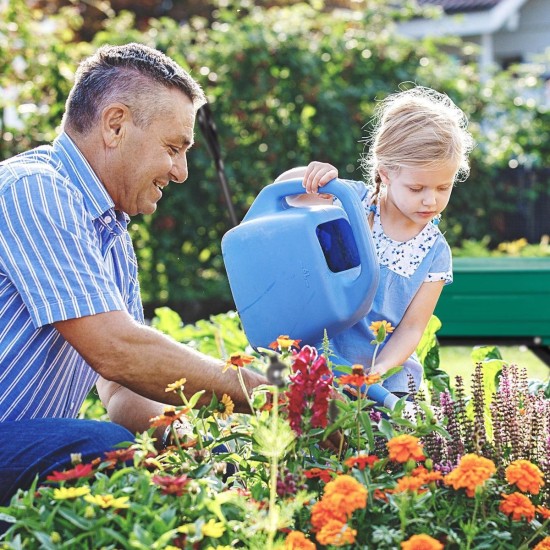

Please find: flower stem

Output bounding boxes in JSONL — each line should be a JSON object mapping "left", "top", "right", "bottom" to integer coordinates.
{"left": 267, "top": 385, "right": 280, "bottom": 550}
{"left": 237, "top": 367, "right": 256, "bottom": 415}
{"left": 178, "top": 389, "right": 203, "bottom": 450}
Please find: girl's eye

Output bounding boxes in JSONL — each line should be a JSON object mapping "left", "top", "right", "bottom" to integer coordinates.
{"left": 410, "top": 187, "right": 422, "bottom": 193}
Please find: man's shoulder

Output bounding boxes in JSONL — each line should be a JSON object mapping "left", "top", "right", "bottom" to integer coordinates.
{"left": 0, "top": 145, "right": 70, "bottom": 194}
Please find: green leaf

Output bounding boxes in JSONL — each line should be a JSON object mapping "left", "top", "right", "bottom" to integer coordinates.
{"left": 358, "top": 410, "right": 375, "bottom": 451}
{"left": 187, "top": 390, "right": 206, "bottom": 409}
{"left": 378, "top": 418, "right": 395, "bottom": 440}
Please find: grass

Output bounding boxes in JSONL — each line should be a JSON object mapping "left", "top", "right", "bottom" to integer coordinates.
{"left": 438, "top": 345, "right": 550, "bottom": 391}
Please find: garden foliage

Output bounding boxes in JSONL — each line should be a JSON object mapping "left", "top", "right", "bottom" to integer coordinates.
{"left": 1, "top": 311, "right": 548, "bottom": 549}
{"left": 2, "top": 0, "right": 550, "bottom": 312}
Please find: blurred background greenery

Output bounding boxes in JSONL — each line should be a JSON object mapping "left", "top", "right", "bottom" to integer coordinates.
{"left": 2, "top": 0, "right": 549, "bottom": 322}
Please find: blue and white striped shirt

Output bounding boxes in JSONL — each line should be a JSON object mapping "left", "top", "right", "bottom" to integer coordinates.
{"left": 0, "top": 132, "right": 144, "bottom": 421}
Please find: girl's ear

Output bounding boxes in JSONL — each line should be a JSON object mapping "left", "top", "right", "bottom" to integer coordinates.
{"left": 378, "top": 166, "right": 391, "bottom": 185}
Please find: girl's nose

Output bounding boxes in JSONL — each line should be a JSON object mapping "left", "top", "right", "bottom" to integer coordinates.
{"left": 423, "top": 191, "right": 436, "bottom": 206}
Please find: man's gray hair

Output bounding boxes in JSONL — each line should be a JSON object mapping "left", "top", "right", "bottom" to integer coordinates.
{"left": 62, "top": 43, "right": 206, "bottom": 134}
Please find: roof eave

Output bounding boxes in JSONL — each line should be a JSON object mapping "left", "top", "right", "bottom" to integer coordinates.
{"left": 398, "top": 0, "right": 530, "bottom": 38}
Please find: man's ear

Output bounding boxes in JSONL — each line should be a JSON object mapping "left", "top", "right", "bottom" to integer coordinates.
{"left": 101, "top": 103, "right": 130, "bottom": 147}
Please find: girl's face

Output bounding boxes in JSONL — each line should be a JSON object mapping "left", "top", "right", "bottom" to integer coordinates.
{"left": 380, "top": 160, "right": 457, "bottom": 230}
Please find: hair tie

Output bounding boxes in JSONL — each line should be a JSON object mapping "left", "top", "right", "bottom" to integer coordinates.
{"left": 369, "top": 204, "right": 377, "bottom": 213}
{"left": 432, "top": 214, "right": 441, "bottom": 226}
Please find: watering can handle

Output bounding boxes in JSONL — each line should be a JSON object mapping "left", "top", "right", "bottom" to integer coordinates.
{"left": 243, "top": 178, "right": 376, "bottom": 282}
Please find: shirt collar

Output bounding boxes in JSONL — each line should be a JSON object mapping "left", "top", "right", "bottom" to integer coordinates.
{"left": 53, "top": 132, "right": 116, "bottom": 221}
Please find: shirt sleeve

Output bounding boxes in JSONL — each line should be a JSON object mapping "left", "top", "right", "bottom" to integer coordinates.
{"left": 425, "top": 235, "right": 453, "bottom": 285}
{"left": 0, "top": 171, "right": 126, "bottom": 328}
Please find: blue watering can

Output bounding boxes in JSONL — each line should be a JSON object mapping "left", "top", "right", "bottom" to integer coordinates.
{"left": 222, "top": 178, "right": 398, "bottom": 408}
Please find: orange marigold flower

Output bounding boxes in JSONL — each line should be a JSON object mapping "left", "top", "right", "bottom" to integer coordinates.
{"left": 284, "top": 531, "right": 316, "bottom": 550}
{"left": 387, "top": 434, "right": 425, "bottom": 463}
{"left": 420, "top": 471, "right": 444, "bottom": 483}
{"left": 345, "top": 454, "right": 380, "bottom": 471}
{"left": 443, "top": 454, "right": 496, "bottom": 497}
{"left": 310, "top": 500, "right": 348, "bottom": 531}
{"left": 401, "top": 534, "right": 444, "bottom": 550}
{"left": 537, "top": 506, "right": 550, "bottom": 519}
{"left": 223, "top": 353, "right": 255, "bottom": 372}
{"left": 316, "top": 520, "right": 356, "bottom": 547}
{"left": 534, "top": 537, "right": 550, "bottom": 550}
{"left": 505, "top": 459, "right": 545, "bottom": 495}
{"left": 394, "top": 475, "right": 427, "bottom": 494}
{"left": 268, "top": 335, "right": 301, "bottom": 351}
{"left": 499, "top": 491, "right": 536, "bottom": 522}
{"left": 323, "top": 475, "right": 368, "bottom": 517}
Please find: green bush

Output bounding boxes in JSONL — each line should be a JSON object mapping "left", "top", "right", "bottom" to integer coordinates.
{"left": 2, "top": 0, "right": 550, "bottom": 314}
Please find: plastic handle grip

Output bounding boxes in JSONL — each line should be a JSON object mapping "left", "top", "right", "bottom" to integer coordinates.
{"left": 242, "top": 178, "right": 376, "bottom": 286}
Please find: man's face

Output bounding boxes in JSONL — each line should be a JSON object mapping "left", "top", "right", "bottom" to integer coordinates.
{"left": 109, "top": 88, "right": 196, "bottom": 216}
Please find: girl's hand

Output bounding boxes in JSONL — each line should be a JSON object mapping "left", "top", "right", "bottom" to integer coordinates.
{"left": 302, "top": 161, "right": 338, "bottom": 194}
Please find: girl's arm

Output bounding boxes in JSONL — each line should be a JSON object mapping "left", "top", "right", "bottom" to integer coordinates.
{"left": 370, "top": 280, "right": 445, "bottom": 375}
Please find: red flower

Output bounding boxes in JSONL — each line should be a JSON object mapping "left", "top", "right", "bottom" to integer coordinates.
{"left": 46, "top": 462, "right": 94, "bottom": 482}
{"left": 285, "top": 346, "right": 333, "bottom": 435}
{"left": 151, "top": 474, "right": 189, "bottom": 496}
{"left": 344, "top": 454, "right": 380, "bottom": 470}
{"left": 304, "top": 467, "right": 336, "bottom": 483}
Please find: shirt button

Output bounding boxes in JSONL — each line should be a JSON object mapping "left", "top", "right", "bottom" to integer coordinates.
{"left": 104, "top": 215, "right": 112, "bottom": 224}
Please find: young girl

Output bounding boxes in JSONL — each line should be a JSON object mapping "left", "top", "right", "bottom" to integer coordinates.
{"left": 279, "top": 86, "right": 474, "bottom": 406}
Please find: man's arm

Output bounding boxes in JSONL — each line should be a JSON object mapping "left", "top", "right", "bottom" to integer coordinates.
{"left": 95, "top": 376, "right": 165, "bottom": 438}
{"left": 54, "top": 310, "right": 266, "bottom": 413}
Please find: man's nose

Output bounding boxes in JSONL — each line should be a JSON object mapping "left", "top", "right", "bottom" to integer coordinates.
{"left": 170, "top": 154, "right": 188, "bottom": 184}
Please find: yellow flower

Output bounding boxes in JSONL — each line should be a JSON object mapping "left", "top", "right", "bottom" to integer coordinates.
{"left": 201, "top": 519, "right": 226, "bottom": 538}
{"left": 84, "top": 493, "right": 131, "bottom": 509}
{"left": 216, "top": 393, "right": 235, "bottom": 420}
{"left": 53, "top": 486, "right": 90, "bottom": 500}
{"left": 369, "top": 320, "right": 394, "bottom": 342}
{"left": 165, "top": 378, "right": 187, "bottom": 393}
{"left": 268, "top": 335, "right": 301, "bottom": 351}
{"left": 50, "top": 532, "right": 62, "bottom": 544}
{"left": 505, "top": 459, "right": 545, "bottom": 494}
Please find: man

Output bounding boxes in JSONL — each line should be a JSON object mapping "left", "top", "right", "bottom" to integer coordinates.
{"left": 0, "top": 43, "right": 266, "bottom": 504}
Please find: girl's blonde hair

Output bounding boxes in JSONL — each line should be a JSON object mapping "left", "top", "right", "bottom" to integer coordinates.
{"left": 361, "top": 86, "right": 475, "bottom": 210}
